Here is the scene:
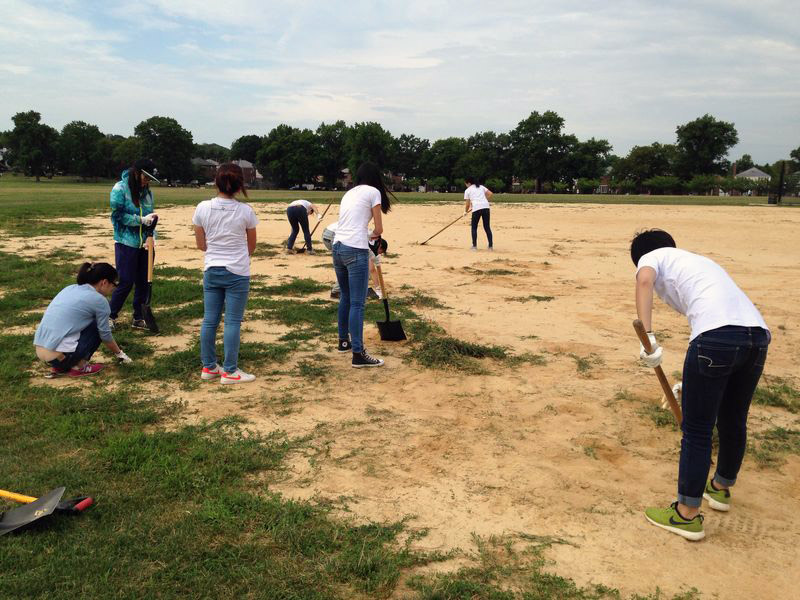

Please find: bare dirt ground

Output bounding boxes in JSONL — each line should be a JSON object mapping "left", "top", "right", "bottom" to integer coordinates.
{"left": 7, "top": 201, "right": 800, "bottom": 599}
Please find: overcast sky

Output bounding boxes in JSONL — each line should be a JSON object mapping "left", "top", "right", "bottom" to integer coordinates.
{"left": 1, "top": 0, "right": 798, "bottom": 162}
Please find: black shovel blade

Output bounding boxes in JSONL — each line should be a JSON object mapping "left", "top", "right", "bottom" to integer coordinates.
{"left": 376, "top": 299, "right": 406, "bottom": 341}
{"left": 143, "top": 285, "right": 158, "bottom": 334}
{"left": 0, "top": 487, "right": 65, "bottom": 536}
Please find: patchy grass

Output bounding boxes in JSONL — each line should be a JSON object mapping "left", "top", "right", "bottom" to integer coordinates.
{"left": 749, "top": 427, "right": 800, "bottom": 468}
{"left": 568, "top": 352, "right": 605, "bottom": 376}
{"left": 753, "top": 376, "right": 800, "bottom": 413}
{"left": 256, "top": 277, "right": 329, "bottom": 297}
{"left": 406, "top": 533, "right": 699, "bottom": 600}
{"left": 401, "top": 290, "right": 450, "bottom": 309}
{"left": 505, "top": 294, "right": 555, "bottom": 303}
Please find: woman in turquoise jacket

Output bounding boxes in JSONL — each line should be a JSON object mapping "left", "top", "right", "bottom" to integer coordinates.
{"left": 109, "top": 158, "right": 159, "bottom": 329}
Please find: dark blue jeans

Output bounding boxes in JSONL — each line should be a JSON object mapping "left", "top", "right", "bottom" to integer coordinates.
{"left": 332, "top": 242, "right": 370, "bottom": 353}
{"left": 286, "top": 205, "right": 312, "bottom": 250}
{"left": 677, "top": 325, "right": 770, "bottom": 507}
{"left": 200, "top": 267, "right": 250, "bottom": 374}
{"left": 471, "top": 208, "right": 493, "bottom": 247}
{"left": 48, "top": 322, "right": 102, "bottom": 372}
{"left": 110, "top": 243, "right": 150, "bottom": 320}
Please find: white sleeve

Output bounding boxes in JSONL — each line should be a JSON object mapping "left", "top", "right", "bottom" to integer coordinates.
{"left": 636, "top": 253, "right": 660, "bottom": 278}
{"left": 191, "top": 204, "right": 203, "bottom": 227}
{"left": 371, "top": 189, "right": 381, "bottom": 208}
{"left": 464, "top": 190, "right": 469, "bottom": 199}
{"left": 246, "top": 206, "right": 259, "bottom": 228}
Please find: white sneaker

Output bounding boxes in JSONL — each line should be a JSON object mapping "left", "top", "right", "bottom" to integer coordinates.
{"left": 201, "top": 363, "right": 223, "bottom": 380}
{"left": 220, "top": 369, "right": 256, "bottom": 384}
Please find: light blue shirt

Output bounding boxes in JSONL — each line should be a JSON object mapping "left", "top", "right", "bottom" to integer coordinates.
{"left": 33, "top": 284, "right": 113, "bottom": 350}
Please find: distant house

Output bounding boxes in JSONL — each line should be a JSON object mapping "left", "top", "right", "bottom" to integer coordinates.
{"left": 231, "top": 159, "right": 256, "bottom": 185}
{"left": 191, "top": 158, "right": 219, "bottom": 181}
{"left": 736, "top": 167, "right": 771, "bottom": 181}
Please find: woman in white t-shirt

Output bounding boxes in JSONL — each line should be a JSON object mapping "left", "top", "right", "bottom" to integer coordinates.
{"left": 632, "top": 229, "right": 770, "bottom": 541}
{"left": 192, "top": 163, "right": 259, "bottom": 384}
{"left": 286, "top": 199, "right": 321, "bottom": 254}
{"left": 464, "top": 177, "right": 493, "bottom": 250}
{"left": 332, "top": 162, "right": 393, "bottom": 368}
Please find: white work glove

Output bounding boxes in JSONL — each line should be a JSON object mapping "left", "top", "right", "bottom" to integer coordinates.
{"left": 316, "top": 212, "right": 323, "bottom": 222}
{"left": 639, "top": 332, "right": 663, "bottom": 368}
{"left": 662, "top": 382, "right": 682, "bottom": 409}
{"left": 116, "top": 350, "right": 133, "bottom": 364}
{"left": 141, "top": 213, "right": 158, "bottom": 226}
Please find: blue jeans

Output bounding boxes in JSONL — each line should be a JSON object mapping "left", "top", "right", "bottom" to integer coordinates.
{"left": 332, "top": 242, "right": 370, "bottom": 353}
{"left": 48, "top": 322, "right": 102, "bottom": 372}
{"left": 471, "top": 208, "right": 493, "bottom": 247}
{"left": 286, "top": 205, "right": 312, "bottom": 250}
{"left": 200, "top": 267, "right": 250, "bottom": 374}
{"left": 110, "top": 243, "right": 151, "bottom": 320}
{"left": 677, "top": 325, "right": 770, "bottom": 507}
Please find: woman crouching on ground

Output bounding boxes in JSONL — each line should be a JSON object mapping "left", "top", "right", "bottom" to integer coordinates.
{"left": 332, "top": 162, "right": 392, "bottom": 368}
{"left": 192, "top": 162, "right": 259, "bottom": 384}
{"left": 34, "top": 262, "right": 133, "bottom": 377}
{"left": 285, "top": 199, "right": 321, "bottom": 254}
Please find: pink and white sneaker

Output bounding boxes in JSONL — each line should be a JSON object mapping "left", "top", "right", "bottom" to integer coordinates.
{"left": 219, "top": 369, "right": 256, "bottom": 385}
{"left": 68, "top": 363, "right": 105, "bottom": 377}
{"left": 201, "top": 363, "right": 223, "bottom": 380}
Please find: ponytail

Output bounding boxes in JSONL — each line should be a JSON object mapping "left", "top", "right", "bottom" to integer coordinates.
{"left": 77, "top": 262, "right": 118, "bottom": 286}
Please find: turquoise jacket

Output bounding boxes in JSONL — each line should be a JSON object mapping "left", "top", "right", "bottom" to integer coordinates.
{"left": 110, "top": 169, "right": 155, "bottom": 248}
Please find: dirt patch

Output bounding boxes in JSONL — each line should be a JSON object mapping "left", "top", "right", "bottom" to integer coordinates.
{"left": 10, "top": 201, "right": 800, "bottom": 599}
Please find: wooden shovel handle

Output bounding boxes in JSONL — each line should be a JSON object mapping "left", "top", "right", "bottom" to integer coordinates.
{"left": 147, "top": 243, "right": 154, "bottom": 284}
{"left": 375, "top": 263, "right": 388, "bottom": 300}
{"left": 633, "top": 319, "right": 682, "bottom": 425}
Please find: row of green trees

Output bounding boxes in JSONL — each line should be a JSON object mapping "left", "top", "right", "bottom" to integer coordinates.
{"left": 2, "top": 110, "right": 798, "bottom": 193}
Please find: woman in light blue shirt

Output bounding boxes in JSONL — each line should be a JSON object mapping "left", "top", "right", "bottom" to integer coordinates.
{"left": 34, "top": 262, "right": 133, "bottom": 377}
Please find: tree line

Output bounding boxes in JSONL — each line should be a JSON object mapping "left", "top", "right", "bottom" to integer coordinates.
{"left": 2, "top": 109, "right": 798, "bottom": 194}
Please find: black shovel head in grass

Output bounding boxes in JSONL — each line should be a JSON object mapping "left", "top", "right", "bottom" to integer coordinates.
{"left": 376, "top": 299, "right": 406, "bottom": 341}
{"left": 0, "top": 486, "right": 65, "bottom": 536}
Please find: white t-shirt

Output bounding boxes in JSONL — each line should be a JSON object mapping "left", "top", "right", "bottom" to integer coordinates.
{"left": 289, "top": 199, "right": 312, "bottom": 211}
{"left": 333, "top": 185, "right": 381, "bottom": 250}
{"left": 637, "top": 247, "right": 768, "bottom": 341}
{"left": 464, "top": 185, "right": 490, "bottom": 211}
{"left": 192, "top": 197, "right": 259, "bottom": 277}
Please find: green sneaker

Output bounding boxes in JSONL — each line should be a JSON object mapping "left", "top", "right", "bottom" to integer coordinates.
{"left": 703, "top": 480, "right": 731, "bottom": 512}
{"left": 645, "top": 502, "right": 705, "bottom": 541}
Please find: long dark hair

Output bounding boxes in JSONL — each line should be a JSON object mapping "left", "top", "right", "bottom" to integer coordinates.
{"left": 77, "top": 262, "right": 118, "bottom": 286}
{"left": 355, "top": 162, "right": 393, "bottom": 214}
{"left": 216, "top": 163, "right": 248, "bottom": 198}
{"left": 465, "top": 176, "right": 480, "bottom": 188}
{"left": 127, "top": 166, "right": 145, "bottom": 208}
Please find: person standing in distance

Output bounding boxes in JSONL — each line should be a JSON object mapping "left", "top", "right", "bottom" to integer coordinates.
{"left": 632, "top": 229, "right": 770, "bottom": 541}
{"left": 285, "top": 199, "right": 322, "bottom": 254}
{"left": 193, "top": 163, "right": 259, "bottom": 384}
{"left": 464, "top": 176, "right": 493, "bottom": 251}
{"left": 332, "top": 162, "right": 393, "bottom": 367}
{"left": 109, "top": 158, "right": 159, "bottom": 329}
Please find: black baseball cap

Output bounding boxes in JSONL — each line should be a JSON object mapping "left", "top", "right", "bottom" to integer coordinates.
{"left": 134, "top": 158, "right": 159, "bottom": 182}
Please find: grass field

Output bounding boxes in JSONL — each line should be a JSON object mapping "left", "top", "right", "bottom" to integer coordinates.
{"left": 1, "top": 179, "right": 797, "bottom": 599}
{"left": 0, "top": 175, "right": 775, "bottom": 237}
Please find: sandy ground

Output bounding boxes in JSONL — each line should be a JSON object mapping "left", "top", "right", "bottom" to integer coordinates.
{"left": 6, "top": 201, "right": 800, "bottom": 599}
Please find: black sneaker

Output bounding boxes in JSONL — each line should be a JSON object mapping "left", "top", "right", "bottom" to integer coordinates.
{"left": 337, "top": 339, "right": 352, "bottom": 353}
{"left": 352, "top": 350, "right": 384, "bottom": 368}
{"left": 131, "top": 319, "right": 148, "bottom": 330}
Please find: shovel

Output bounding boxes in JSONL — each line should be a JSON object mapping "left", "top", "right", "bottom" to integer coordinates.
{"left": 374, "top": 265, "right": 406, "bottom": 341}
{"left": 0, "top": 487, "right": 93, "bottom": 536}
{"left": 296, "top": 202, "right": 333, "bottom": 253}
{"left": 142, "top": 220, "right": 159, "bottom": 334}
{"left": 633, "top": 319, "right": 682, "bottom": 425}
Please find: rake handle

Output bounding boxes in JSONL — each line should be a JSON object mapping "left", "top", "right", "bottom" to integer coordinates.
{"left": 419, "top": 210, "right": 470, "bottom": 245}
{"left": 633, "top": 319, "right": 682, "bottom": 425}
{"left": 300, "top": 202, "right": 333, "bottom": 251}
